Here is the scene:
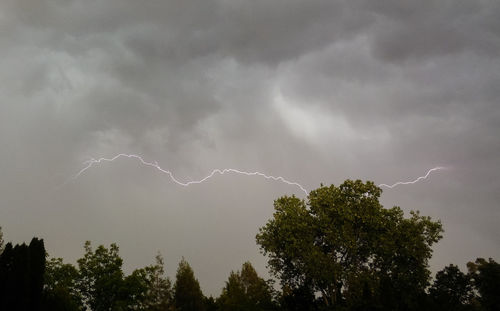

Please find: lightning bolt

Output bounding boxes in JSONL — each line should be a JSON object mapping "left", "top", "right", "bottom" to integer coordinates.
{"left": 68, "top": 153, "right": 447, "bottom": 195}
{"left": 378, "top": 166, "right": 447, "bottom": 189}
{"left": 70, "top": 153, "right": 309, "bottom": 195}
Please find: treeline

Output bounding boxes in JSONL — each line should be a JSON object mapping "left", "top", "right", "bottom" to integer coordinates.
{"left": 0, "top": 236, "right": 273, "bottom": 311}
{"left": 0, "top": 180, "right": 499, "bottom": 311}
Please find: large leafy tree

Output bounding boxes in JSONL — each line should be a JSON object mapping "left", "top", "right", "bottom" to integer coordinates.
{"left": 256, "top": 180, "right": 443, "bottom": 310}
{"left": 174, "top": 258, "right": 205, "bottom": 311}
{"left": 218, "top": 261, "right": 276, "bottom": 311}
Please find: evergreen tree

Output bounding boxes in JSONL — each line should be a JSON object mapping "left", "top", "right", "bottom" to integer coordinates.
{"left": 0, "top": 238, "right": 46, "bottom": 311}
{"left": 145, "top": 253, "right": 174, "bottom": 311}
{"left": 29, "top": 238, "right": 46, "bottom": 309}
{"left": 174, "top": 258, "right": 205, "bottom": 311}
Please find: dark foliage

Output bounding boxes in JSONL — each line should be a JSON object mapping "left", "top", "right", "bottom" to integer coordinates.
{"left": 256, "top": 181, "right": 443, "bottom": 310}
{"left": 174, "top": 258, "right": 206, "bottom": 311}
{"left": 218, "top": 261, "right": 276, "bottom": 311}
{"left": 429, "top": 264, "right": 475, "bottom": 311}
{"left": 0, "top": 238, "right": 46, "bottom": 311}
{"left": 468, "top": 258, "right": 500, "bottom": 311}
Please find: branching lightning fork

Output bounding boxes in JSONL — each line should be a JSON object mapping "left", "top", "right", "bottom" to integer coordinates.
{"left": 69, "top": 153, "right": 446, "bottom": 195}
{"left": 378, "top": 167, "right": 447, "bottom": 189}
{"left": 72, "top": 153, "right": 309, "bottom": 195}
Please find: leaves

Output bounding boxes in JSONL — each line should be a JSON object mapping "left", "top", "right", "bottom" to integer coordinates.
{"left": 218, "top": 261, "right": 276, "bottom": 311}
{"left": 467, "top": 258, "right": 500, "bottom": 311}
{"left": 76, "top": 241, "right": 125, "bottom": 311}
{"left": 174, "top": 258, "right": 205, "bottom": 311}
{"left": 256, "top": 180, "right": 444, "bottom": 309}
{"left": 44, "top": 257, "right": 82, "bottom": 310}
{"left": 430, "top": 264, "right": 475, "bottom": 310}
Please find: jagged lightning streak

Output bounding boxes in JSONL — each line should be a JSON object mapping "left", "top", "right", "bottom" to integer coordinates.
{"left": 68, "top": 153, "right": 446, "bottom": 194}
{"left": 71, "top": 153, "right": 309, "bottom": 195}
{"left": 378, "top": 166, "right": 447, "bottom": 189}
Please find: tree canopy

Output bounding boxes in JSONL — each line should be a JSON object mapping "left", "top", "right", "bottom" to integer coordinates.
{"left": 174, "top": 258, "right": 206, "bottom": 311}
{"left": 467, "top": 258, "right": 500, "bottom": 311}
{"left": 76, "top": 241, "right": 126, "bottom": 311}
{"left": 218, "top": 261, "right": 276, "bottom": 311}
{"left": 43, "top": 256, "right": 82, "bottom": 311}
{"left": 429, "top": 264, "right": 475, "bottom": 311}
{"left": 256, "top": 180, "right": 443, "bottom": 310}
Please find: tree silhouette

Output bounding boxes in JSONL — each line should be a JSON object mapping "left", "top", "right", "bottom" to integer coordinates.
{"left": 0, "top": 238, "right": 46, "bottom": 311}
{"left": 218, "top": 261, "right": 276, "bottom": 311}
{"left": 76, "top": 241, "right": 125, "bottom": 311}
{"left": 174, "top": 258, "right": 205, "bottom": 311}
{"left": 430, "top": 264, "right": 475, "bottom": 311}
{"left": 43, "top": 257, "right": 83, "bottom": 310}
{"left": 467, "top": 258, "right": 500, "bottom": 311}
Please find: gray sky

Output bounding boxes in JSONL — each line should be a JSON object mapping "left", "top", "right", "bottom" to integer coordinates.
{"left": 1, "top": 0, "right": 499, "bottom": 296}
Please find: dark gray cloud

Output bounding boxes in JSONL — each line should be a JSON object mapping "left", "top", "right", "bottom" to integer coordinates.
{"left": 368, "top": 0, "right": 500, "bottom": 61}
{"left": 0, "top": 0, "right": 499, "bottom": 295}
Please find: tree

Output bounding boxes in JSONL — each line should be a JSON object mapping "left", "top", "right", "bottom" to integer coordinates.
{"left": 124, "top": 252, "right": 174, "bottom": 311}
{"left": 174, "top": 258, "right": 205, "bottom": 311}
{"left": 0, "top": 237, "right": 46, "bottom": 311}
{"left": 467, "top": 258, "right": 500, "bottom": 311}
{"left": 29, "top": 238, "right": 46, "bottom": 309}
{"left": 144, "top": 253, "right": 174, "bottom": 311}
{"left": 429, "top": 264, "right": 475, "bottom": 311}
{"left": 256, "top": 180, "right": 443, "bottom": 310}
{"left": 43, "top": 257, "right": 83, "bottom": 311}
{"left": 218, "top": 261, "right": 276, "bottom": 311}
{"left": 76, "top": 241, "right": 125, "bottom": 311}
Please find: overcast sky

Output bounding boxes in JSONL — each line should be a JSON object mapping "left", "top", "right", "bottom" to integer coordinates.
{"left": 1, "top": 0, "right": 499, "bottom": 295}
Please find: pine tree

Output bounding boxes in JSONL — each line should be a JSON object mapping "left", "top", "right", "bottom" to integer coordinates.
{"left": 174, "top": 258, "right": 205, "bottom": 311}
